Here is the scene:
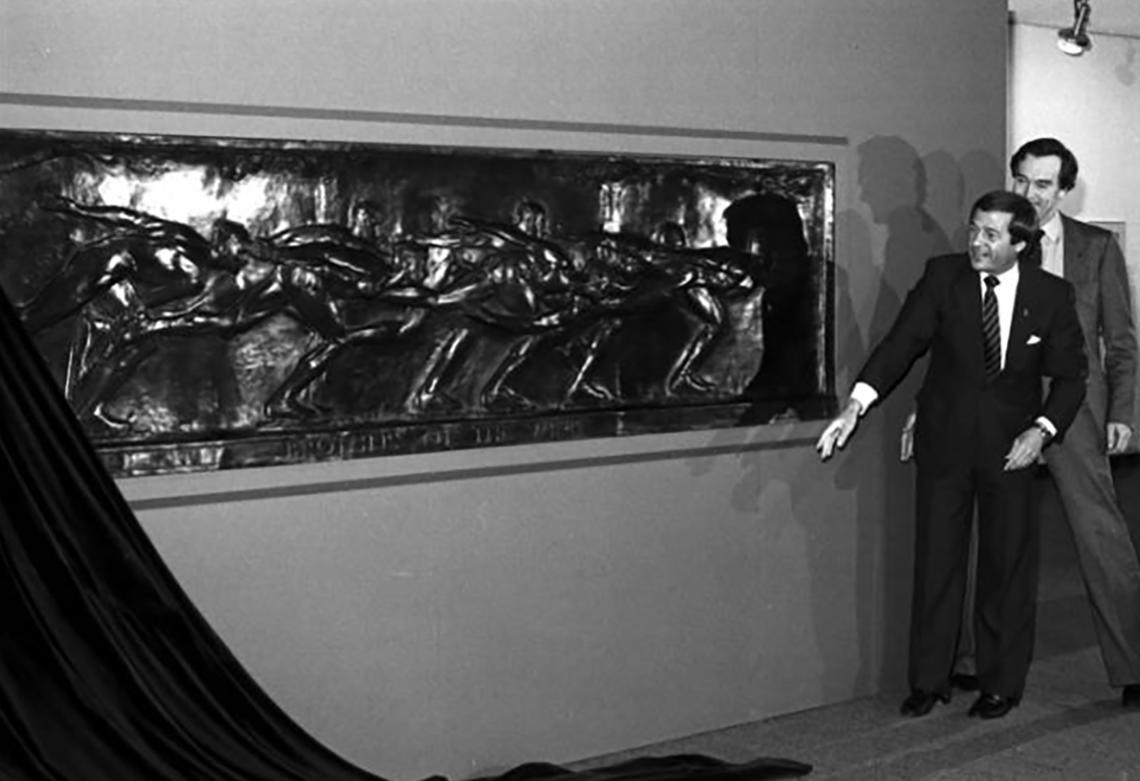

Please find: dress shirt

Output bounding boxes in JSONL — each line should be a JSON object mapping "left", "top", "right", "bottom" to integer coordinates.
{"left": 1039, "top": 213, "right": 1064, "bottom": 279}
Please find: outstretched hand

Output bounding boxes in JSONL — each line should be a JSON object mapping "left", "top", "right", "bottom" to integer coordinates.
{"left": 816, "top": 400, "right": 862, "bottom": 460}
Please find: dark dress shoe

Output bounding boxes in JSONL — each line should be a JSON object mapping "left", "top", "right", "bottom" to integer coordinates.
{"left": 900, "top": 689, "right": 950, "bottom": 717}
{"left": 968, "top": 692, "right": 1019, "bottom": 719}
{"left": 950, "top": 673, "right": 979, "bottom": 691}
{"left": 1123, "top": 684, "right": 1140, "bottom": 708}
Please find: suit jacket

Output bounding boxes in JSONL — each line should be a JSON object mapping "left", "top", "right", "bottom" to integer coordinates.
{"left": 1061, "top": 214, "right": 1137, "bottom": 428}
{"left": 859, "top": 253, "right": 1087, "bottom": 473}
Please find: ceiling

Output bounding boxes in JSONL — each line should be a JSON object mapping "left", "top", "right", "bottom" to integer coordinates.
{"left": 1009, "top": 0, "right": 1140, "bottom": 38}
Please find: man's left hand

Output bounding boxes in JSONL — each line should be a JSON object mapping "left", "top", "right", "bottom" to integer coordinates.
{"left": 1108, "top": 422, "right": 1133, "bottom": 455}
{"left": 1004, "top": 427, "right": 1048, "bottom": 471}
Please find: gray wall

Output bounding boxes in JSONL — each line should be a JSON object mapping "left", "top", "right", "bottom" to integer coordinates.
{"left": 0, "top": 1, "right": 1008, "bottom": 778}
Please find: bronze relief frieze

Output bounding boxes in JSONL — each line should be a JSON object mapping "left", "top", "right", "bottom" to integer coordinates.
{"left": 0, "top": 131, "right": 834, "bottom": 476}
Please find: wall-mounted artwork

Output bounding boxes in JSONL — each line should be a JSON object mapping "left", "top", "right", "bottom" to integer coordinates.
{"left": 0, "top": 130, "right": 834, "bottom": 476}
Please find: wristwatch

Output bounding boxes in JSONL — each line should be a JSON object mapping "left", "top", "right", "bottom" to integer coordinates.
{"left": 1033, "top": 420, "right": 1054, "bottom": 445}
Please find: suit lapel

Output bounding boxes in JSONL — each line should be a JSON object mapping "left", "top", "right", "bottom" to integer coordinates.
{"left": 1006, "top": 266, "right": 1037, "bottom": 371}
{"left": 1061, "top": 214, "right": 1088, "bottom": 282}
{"left": 954, "top": 260, "right": 986, "bottom": 370}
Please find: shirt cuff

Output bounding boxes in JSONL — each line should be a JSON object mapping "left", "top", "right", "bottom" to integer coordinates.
{"left": 1034, "top": 416, "right": 1057, "bottom": 438}
{"left": 849, "top": 382, "right": 879, "bottom": 416}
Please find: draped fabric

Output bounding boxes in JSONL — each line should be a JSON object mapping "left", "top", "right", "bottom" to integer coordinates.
{"left": 0, "top": 289, "right": 810, "bottom": 780}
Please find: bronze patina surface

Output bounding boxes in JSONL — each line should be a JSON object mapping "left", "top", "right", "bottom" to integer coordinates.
{"left": 0, "top": 131, "right": 834, "bottom": 475}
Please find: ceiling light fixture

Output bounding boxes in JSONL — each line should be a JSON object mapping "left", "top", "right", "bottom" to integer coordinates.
{"left": 1057, "top": 0, "right": 1093, "bottom": 56}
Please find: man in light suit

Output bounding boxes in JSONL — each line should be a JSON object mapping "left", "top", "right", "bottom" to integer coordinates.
{"left": 818, "top": 190, "right": 1088, "bottom": 719}
{"left": 1010, "top": 138, "right": 1140, "bottom": 706}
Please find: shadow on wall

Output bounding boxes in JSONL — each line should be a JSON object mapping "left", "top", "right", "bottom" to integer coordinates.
{"left": 841, "top": 138, "right": 1004, "bottom": 694}
{"left": 955, "top": 149, "right": 1006, "bottom": 249}
{"left": 920, "top": 150, "right": 966, "bottom": 252}
{"left": 803, "top": 135, "right": 949, "bottom": 695}
{"left": 1116, "top": 39, "right": 1137, "bottom": 86}
{"left": 838, "top": 138, "right": 1004, "bottom": 694}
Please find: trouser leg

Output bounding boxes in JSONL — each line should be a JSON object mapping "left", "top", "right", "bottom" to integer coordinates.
{"left": 909, "top": 464, "right": 975, "bottom": 692}
{"left": 1046, "top": 406, "right": 1140, "bottom": 686}
{"left": 954, "top": 516, "right": 978, "bottom": 675}
{"left": 974, "top": 461, "right": 1038, "bottom": 698}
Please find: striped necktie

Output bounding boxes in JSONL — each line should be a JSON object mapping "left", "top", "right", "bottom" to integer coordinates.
{"left": 982, "top": 275, "right": 1001, "bottom": 381}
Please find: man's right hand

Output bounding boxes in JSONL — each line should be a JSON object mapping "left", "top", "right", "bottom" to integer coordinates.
{"left": 900, "top": 410, "right": 916, "bottom": 462}
{"left": 816, "top": 399, "right": 863, "bottom": 460}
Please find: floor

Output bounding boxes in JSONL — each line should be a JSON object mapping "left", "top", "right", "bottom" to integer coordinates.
{"left": 572, "top": 457, "right": 1140, "bottom": 780}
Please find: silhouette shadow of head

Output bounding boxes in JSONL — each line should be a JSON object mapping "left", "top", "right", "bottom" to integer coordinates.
{"left": 728, "top": 193, "right": 818, "bottom": 425}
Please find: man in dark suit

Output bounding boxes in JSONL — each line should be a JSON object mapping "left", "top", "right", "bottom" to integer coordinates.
{"left": 817, "top": 190, "right": 1088, "bottom": 719}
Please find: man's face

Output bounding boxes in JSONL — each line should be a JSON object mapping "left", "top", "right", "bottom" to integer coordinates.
{"left": 969, "top": 209, "right": 1024, "bottom": 274}
{"left": 1011, "top": 154, "right": 1069, "bottom": 225}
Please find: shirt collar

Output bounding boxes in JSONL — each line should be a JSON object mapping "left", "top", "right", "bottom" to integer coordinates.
{"left": 982, "top": 261, "right": 1020, "bottom": 287}
{"left": 1041, "top": 212, "right": 1063, "bottom": 243}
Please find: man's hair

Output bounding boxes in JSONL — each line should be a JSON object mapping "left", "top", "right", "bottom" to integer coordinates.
{"left": 970, "top": 190, "right": 1041, "bottom": 263}
{"left": 1010, "top": 137, "right": 1079, "bottom": 191}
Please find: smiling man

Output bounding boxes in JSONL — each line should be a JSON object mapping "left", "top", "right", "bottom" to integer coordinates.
{"left": 1008, "top": 138, "right": 1140, "bottom": 709}
{"left": 817, "top": 190, "right": 1088, "bottom": 720}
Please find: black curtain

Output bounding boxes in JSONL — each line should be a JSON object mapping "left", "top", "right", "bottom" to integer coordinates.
{"left": 0, "top": 290, "right": 809, "bottom": 780}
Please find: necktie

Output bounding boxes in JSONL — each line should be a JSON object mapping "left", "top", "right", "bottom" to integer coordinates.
{"left": 982, "top": 275, "right": 1001, "bottom": 381}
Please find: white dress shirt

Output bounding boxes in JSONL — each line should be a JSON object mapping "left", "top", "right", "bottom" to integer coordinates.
{"left": 1039, "top": 212, "right": 1064, "bottom": 280}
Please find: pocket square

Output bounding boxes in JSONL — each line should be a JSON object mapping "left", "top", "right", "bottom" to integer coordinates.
{"left": 1026, "top": 334, "right": 1042, "bottom": 345}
